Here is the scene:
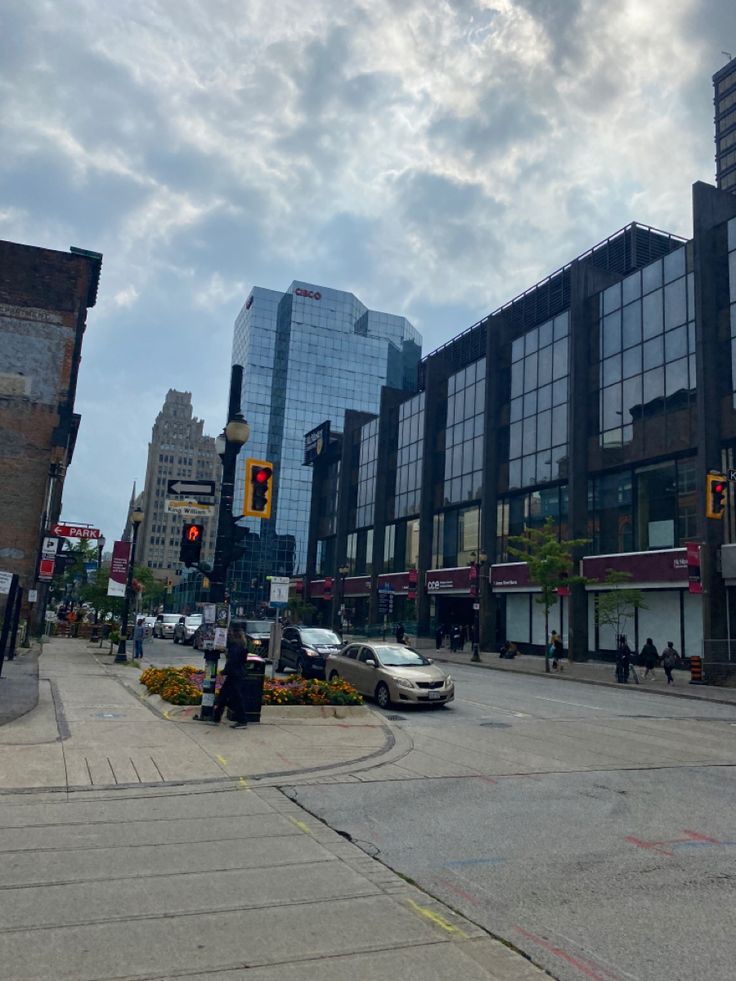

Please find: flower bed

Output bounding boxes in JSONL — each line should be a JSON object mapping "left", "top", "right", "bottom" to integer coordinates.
{"left": 139, "top": 665, "right": 363, "bottom": 707}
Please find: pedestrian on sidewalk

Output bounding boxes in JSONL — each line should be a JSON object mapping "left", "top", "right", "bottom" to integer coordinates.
{"left": 450, "top": 624, "right": 461, "bottom": 652}
{"left": 459, "top": 624, "right": 466, "bottom": 652}
{"left": 435, "top": 624, "right": 444, "bottom": 650}
{"left": 616, "top": 637, "right": 632, "bottom": 683}
{"left": 395, "top": 622, "right": 406, "bottom": 644}
{"left": 662, "top": 642, "right": 679, "bottom": 685}
{"left": 551, "top": 632, "right": 565, "bottom": 671}
{"left": 213, "top": 626, "right": 249, "bottom": 727}
{"left": 641, "top": 638, "right": 659, "bottom": 680}
{"left": 133, "top": 618, "right": 145, "bottom": 660}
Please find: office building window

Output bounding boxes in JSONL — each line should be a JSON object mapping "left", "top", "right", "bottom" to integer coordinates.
{"left": 729, "top": 218, "right": 736, "bottom": 406}
{"left": 445, "top": 359, "right": 485, "bottom": 504}
{"left": 395, "top": 393, "right": 425, "bottom": 518}
{"left": 509, "top": 315, "right": 568, "bottom": 489}
{"left": 356, "top": 419, "right": 379, "bottom": 528}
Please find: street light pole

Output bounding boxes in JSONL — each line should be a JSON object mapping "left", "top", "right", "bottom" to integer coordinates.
{"left": 470, "top": 551, "right": 486, "bottom": 663}
{"left": 336, "top": 564, "right": 349, "bottom": 632}
{"left": 198, "top": 365, "right": 250, "bottom": 723}
{"left": 115, "top": 508, "right": 143, "bottom": 663}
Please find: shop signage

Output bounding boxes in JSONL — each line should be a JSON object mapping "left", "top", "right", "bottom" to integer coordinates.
{"left": 38, "top": 558, "right": 55, "bottom": 581}
{"left": 490, "top": 563, "right": 531, "bottom": 589}
{"left": 583, "top": 549, "right": 688, "bottom": 585}
{"left": 304, "top": 421, "right": 331, "bottom": 465}
{"left": 378, "top": 572, "right": 410, "bottom": 593}
{"left": 425, "top": 567, "right": 474, "bottom": 593}
{"left": 687, "top": 542, "right": 703, "bottom": 594}
{"left": 107, "top": 541, "right": 131, "bottom": 598}
{"left": 295, "top": 288, "right": 321, "bottom": 300}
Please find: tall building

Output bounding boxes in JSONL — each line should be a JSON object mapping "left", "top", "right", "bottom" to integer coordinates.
{"left": 228, "top": 281, "right": 421, "bottom": 605}
{"left": 0, "top": 240, "right": 101, "bottom": 631}
{"left": 136, "top": 390, "right": 220, "bottom": 582}
{"left": 714, "top": 54, "right": 736, "bottom": 192}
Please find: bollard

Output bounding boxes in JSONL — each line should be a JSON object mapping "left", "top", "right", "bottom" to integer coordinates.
{"left": 689, "top": 654, "right": 704, "bottom": 685}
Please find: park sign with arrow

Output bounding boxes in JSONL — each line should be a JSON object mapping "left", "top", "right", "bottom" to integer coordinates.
{"left": 167, "top": 479, "right": 215, "bottom": 498}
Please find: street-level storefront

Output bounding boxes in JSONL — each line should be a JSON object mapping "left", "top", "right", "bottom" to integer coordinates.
{"left": 491, "top": 549, "right": 701, "bottom": 657}
{"left": 425, "top": 567, "right": 478, "bottom": 633}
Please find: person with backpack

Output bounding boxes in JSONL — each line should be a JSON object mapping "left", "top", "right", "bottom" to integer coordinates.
{"left": 640, "top": 638, "right": 659, "bottom": 680}
{"left": 662, "top": 642, "right": 679, "bottom": 685}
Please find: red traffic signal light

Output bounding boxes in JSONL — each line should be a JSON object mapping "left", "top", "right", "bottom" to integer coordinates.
{"left": 244, "top": 459, "right": 274, "bottom": 518}
{"left": 706, "top": 473, "right": 727, "bottom": 520}
{"left": 186, "top": 524, "right": 201, "bottom": 542}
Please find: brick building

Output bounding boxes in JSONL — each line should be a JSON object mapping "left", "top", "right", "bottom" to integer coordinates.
{"left": 0, "top": 240, "right": 102, "bottom": 628}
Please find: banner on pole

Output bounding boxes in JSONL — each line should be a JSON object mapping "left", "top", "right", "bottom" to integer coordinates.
{"left": 107, "top": 541, "right": 131, "bottom": 597}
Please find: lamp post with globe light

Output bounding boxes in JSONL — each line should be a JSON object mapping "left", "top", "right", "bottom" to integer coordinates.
{"left": 115, "top": 507, "right": 144, "bottom": 663}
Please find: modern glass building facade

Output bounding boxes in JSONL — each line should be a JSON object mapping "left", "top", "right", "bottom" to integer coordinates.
{"left": 305, "top": 182, "right": 736, "bottom": 674}
{"left": 229, "top": 281, "right": 420, "bottom": 608}
{"left": 715, "top": 54, "right": 736, "bottom": 193}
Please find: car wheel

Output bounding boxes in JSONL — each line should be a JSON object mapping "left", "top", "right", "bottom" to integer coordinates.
{"left": 329, "top": 670, "right": 340, "bottom": 682}
{"left": 375, "top": 682, "right": 391, "bottom": 709}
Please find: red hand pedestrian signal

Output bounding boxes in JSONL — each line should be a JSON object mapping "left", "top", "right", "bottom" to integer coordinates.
{"left": 179, "top": 523, "right": 204, "bottom": 567}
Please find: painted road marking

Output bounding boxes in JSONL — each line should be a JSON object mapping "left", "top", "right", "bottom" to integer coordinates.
{"left": 406, "top": 898, "right": 468, "bottom": 938}
{"left": 290, "top": 817, "right": 312, "bottom": 834}
{"left": 514, "top": 925, "right": 625, "bottom": 981}
{"left": 238, "top": 777, "right": 250, "bottom": 791}
{"left": 625, "top": 828, "right": 731, "bottom": 858}
{"left": 445, "top": 857, "right": 505, "bottom": 867}
{"left": 216, "top": 755, "right": 228, "bottom": 766}
{"left": 533, "top": 696, "right": 606, "bottom": 710}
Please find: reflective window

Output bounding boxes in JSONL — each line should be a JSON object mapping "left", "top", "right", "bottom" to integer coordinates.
{"left": 356, "top": 418, "right": 379, "bottom": 528}
{"left": 729, "top": 218, "right": 736, "bottom": 406}
{"left": 395, "top": 393, "right": 425, "bottom": 518}
{"left": 509, "top": 313, "right": 569, "bottom": 489}
{"left": 444, "top": 360, "right": 485, "bottom": 505}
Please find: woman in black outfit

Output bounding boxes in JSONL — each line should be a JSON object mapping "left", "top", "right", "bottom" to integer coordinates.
{"left": 213, "top": 626, "right": 249, "bottom": 728}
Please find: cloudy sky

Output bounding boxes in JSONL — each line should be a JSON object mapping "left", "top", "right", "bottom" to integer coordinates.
{"left": 2, "top": 0, "right": 735, "bottom": 541}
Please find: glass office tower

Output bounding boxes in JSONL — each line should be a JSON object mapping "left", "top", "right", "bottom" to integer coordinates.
{"left": 229, "top": 281, "right": 420, "bottom": 605}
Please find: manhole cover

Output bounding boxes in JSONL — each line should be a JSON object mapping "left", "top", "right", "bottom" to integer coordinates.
{"left": 479, "top": 721, "right": 511, "bottom": 728}
{"left": 94, "top": 712, "right": 125, "bottom": 719}
{"left": 387, "top": 715, "right": 407, "bottom": 721}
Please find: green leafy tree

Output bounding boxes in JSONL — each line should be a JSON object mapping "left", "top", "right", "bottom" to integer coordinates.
{"left": 287, "top": 597, "right": 318, "bottom": 625}
{"left": 594, "top": 570, "right": 647, "bottom": 650}
{"left": 507, "top": 517, "right": 589, "bottom": 671}
{"left": 131, "top": 566, "right": 167, "bottom": 613}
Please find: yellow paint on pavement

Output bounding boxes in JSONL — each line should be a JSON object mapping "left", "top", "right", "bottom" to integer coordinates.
{"left": 406, "top": 898, "right": 468, "bottom": 938}
{"left": 290, "top": 817, "right": 312, "bottom": 835}
{"left": 216, "top": 755, "right": 228, "bottom": 766}
{"left": 238, "top": 777, "right": 250, "bottom": 791}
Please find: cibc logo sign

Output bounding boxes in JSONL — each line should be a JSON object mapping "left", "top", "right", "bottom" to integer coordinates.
{"left": 295, "top": 288, "right": 322, "bottom": 300}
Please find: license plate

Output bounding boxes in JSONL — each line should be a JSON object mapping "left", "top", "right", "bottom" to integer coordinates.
{"left": 428, "top": 691, "right": 442, "bottom": 700}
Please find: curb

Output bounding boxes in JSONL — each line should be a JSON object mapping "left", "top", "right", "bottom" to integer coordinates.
{"left": 433, "top": 654, "right": 736, "bottom": 708}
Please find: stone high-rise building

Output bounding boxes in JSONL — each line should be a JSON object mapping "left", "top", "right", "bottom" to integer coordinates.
{"left": 136, "top": 390, "right": 220, "bottom": 582}
{"left": 0, "top": 239, "right": 102, "bottom": 630}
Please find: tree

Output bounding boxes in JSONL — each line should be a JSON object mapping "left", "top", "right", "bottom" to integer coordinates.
{"left": 131, "top": 566, "right": 167, "bottom": 613}
{"left": 594, "top": 570, "right": 646, "bottom": 651}
{"left": 507, "top": 517, "right": 589, "bottom": 671}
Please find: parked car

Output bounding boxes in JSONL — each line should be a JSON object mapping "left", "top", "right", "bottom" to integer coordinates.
{"left": 153, "top": 613, "right": 181, "bottom": 639}
{"left": 277, "top": 625, "right": 343, "bottom": 678}
{"left": 325, "top": 642, "right": 454, "bottom": 709}
{"left": 173, "top": 614, "right": 203, "bottom": 645}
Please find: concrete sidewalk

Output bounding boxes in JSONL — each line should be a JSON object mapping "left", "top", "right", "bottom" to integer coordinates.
{"left": 0, "top": 638, "right": 544, "bottom": 981}
{"left": 421, "top": 640, "right": 736, "bottom": 706}
{"left": 0, "top": 644, "right": 40, "bottom": 726}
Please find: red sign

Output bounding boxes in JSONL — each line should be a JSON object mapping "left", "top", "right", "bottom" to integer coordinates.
{"left": 407, "top": 568, "right": 418, "bottom": 601}
{"left": 51, "top": 524, "right": 101, "bottom": 540}
{"left": 38, "top": 557, "right": 55, "bottom": 581}
{"left": 687, "top": 542, "right": 703, "bottom": 594}
{"left": 583, "top": 549, "right": 687, "bottom": 585}
{"left": 491, "top": 563, "right": 531, "bottom": 589}
{"left": 323, "top": 576, "right": 333, "bottom": 601}
{"left": 295, "top": 288, "right": 322, "bottom": 300}
{"left": 425, "top": 567, "right": 475, "bottom": 594}
{"left": 107, "top": 541, "right": 131, "bottom": 598}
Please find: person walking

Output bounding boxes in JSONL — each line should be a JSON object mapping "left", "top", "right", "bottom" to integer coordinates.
{"left": 213, "top": 626, "right": 249, "bottom": 727}
{"left": 435, "top": 624, "right": 444, "bottom": 650}
{"left": 662, "top": 642, "right": 679, "bottom": 685}
{"left": 552, "top": 632, "right": 565, "bottom": 671}
{"left": 459, "top": 624, "right": 466, "bottom": 652}
{"left": 133, "top": 618, "right": 145, "bottom": 660}
{"left": 451, "top": 623, "right": 461, "bottom": 653}
{"left": 616, "top": 637, "right": 631, "bottom": 684}
{"left": 395, "top": 622, "right": 406, "bottom": 644}
{"left": 641, "top": 638, "right": 659, "bottom": 680}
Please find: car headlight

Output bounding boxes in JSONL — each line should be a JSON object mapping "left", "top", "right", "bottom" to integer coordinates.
{"left": 395, "top": 677, "right": 416, "bottom": 690}
{"left": 445, "top": 675, "right": 453, "bottom": 686}
{"left": 304, "top": 648, "right": 318, "bottom": 657}
{"left": 252, "top": 639, "right": 262, "bottom": 646}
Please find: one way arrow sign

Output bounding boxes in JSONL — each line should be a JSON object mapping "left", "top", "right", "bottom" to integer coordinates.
{"left": 167, "top": 479, "right": 216, "bottom": 498}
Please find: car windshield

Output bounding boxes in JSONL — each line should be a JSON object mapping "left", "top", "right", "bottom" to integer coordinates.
{"left": 300, "top": 629, "right": 341, "bottom": 645}
{"left": 162, "top": 615, "right": 179, "bottom": 623}
{"left": 245, "top": 621, "right": 273, "bottom": 634}
{"left": 377, "top": 646, "right": 431, "bottom": 667}
{"left": 185, "top": 615, "right": 202, "bottom": 625}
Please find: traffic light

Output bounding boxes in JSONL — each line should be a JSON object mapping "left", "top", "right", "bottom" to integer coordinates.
{"left": 179, "top": 523, "right": 204, "bottom": 567}
{"left": 706, "top": 473, "right": 727, "bottom": 520}
{"left": 244, "top": 459, "right": 274, "bottom": 518}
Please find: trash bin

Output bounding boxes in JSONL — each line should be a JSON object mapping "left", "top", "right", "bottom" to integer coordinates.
{"left": 242, "top": 656, "right": 266, "bottom": 723}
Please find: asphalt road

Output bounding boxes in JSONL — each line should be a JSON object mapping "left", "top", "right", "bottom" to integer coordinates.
{"left": 290, "top": 663, "right": 736, "bottom": 981}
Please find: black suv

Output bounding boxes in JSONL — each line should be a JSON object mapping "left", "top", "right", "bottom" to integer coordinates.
{"left": 277, "top": 625, "right": 343, "bottom": 678}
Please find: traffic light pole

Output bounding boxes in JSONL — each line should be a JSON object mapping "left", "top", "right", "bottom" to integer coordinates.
{"left": 198, "top": 365, "right": 249, "bottom": 723}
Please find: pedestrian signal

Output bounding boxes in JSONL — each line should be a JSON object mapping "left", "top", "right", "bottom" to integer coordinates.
{"left": 244, "top": 459, "right": 274, "bottom": 518}
{"left": 706, "top": 473, "right": 727, "bottom": 520}
{"left": 179, "top": 523, "right": 204, "bottom": 567}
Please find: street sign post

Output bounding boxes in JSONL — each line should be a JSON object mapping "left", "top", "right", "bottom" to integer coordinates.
{"left": 166, "top": 479, "right": 215, "bottom": 498}
{"left": 269, "top": 576, "right": 289, "bottom": 608}
{"left": 42, "top": 537, "right": 59, "bottom": 556}
{"left": 38, "top": 558, "right": 55, "bottom": 581}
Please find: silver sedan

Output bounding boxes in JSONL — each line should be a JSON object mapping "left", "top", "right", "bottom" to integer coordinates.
{"left": 325, "top": 642, "right": 454, "bottom": 709}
